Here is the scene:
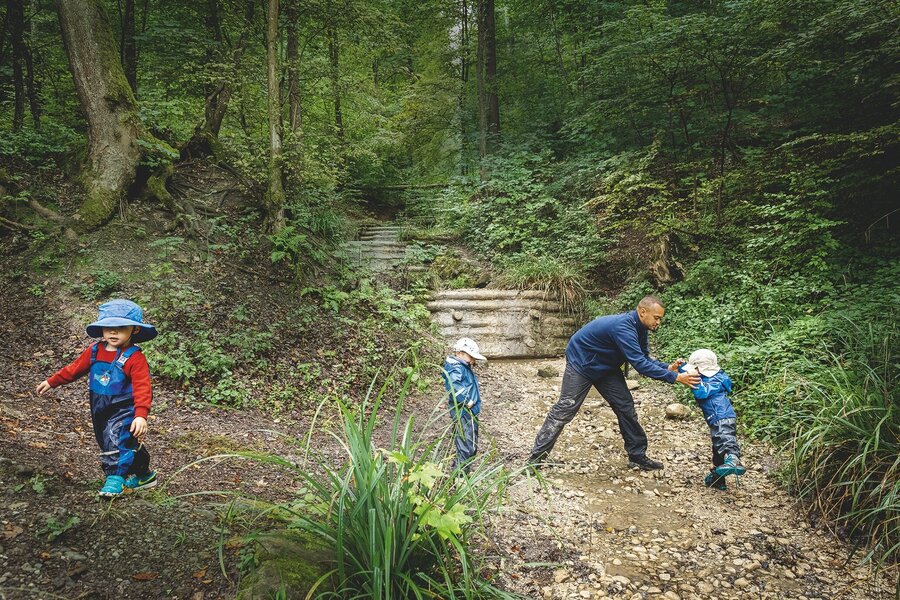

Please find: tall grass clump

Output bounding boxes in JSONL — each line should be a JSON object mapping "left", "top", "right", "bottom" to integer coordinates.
{"left": 210, "top": 371, "right": 522, "bottom": 600}
{"left": 771, "top": 322, "right": 898, "bottom": 579}
{"left": 495, "top": 255, "right": 586, "bottom": 315}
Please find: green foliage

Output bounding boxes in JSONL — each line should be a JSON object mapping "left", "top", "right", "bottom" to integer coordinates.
{"left": 494, "top": 255, "right": 586, "bottom": 314}
{"left": 41, "top": 515, "right": 80, "bottom": 542}
{"left": 0, "top": 121, "right": 83, "bottom": 166}
{"left": 73, "top": 269, "right": 124, "bottom": 301}
{"left": 768, "top": 322, "right": 898, "bottom": 572}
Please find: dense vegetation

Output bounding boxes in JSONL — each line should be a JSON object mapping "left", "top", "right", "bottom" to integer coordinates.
{"left": 0, "top": 0, "right": 896, "bottom": 591}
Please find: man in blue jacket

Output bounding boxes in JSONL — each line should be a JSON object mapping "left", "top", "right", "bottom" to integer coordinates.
{"left": 528, "top": 296, "right": 700, "bottom": 470}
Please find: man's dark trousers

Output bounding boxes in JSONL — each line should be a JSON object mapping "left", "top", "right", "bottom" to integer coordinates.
{"left": 530, "top": 363, "right": 647, "bottom": 461}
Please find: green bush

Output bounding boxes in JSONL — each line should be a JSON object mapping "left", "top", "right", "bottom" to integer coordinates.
{"left": 189, "top": 372, "right": 522, "bottom": 599}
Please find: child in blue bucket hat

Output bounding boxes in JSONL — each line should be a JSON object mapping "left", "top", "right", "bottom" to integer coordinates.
{"left": 36, "top": 299, "right": 159, "bottom": 497}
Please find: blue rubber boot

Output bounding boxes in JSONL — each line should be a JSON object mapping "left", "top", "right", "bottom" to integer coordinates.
{"left": 704, "top": 472, "right": 727, "bottom": 491}
{"left": 124, "top": 471, "right": 158, "bottom": 491}
{"left": 714, "top": 454, "right": 747, "bottom": 477}
{"left": 98, "top": 475, "right": 126, "bottom": 497}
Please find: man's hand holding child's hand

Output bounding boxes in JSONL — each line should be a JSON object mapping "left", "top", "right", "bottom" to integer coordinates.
{"left": 130, "top": 417, "right": 148, "bottom": 438}
{"left": 35, "top": 380, "right": 52, "bottom": 395}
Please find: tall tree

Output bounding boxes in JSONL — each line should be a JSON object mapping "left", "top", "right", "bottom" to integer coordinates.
{"left": 476, "top": 0, "right": 499, "bottom": 158}
{"left": 286, "top": 2, "right": 301, "bottom": 134}
{"left": 56, "top": 0, "right": 142, "bottom": 229}
{"left": 24, "top": 0, "right": 40, "bottom": 128}
{"left": 264, "top": 0, "right": 285, "bottom": 231}
{"left": 328, "top": 25, "right": 344, "bottom": 140}
{"left": 7, "top": 0, "right": 26, "bottom": 131}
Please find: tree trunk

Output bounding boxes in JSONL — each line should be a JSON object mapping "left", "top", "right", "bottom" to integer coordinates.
{"left": 181, "top": 0, "right": 254, "bottom": 159}
{"left": 264, "top": 0, "right": 285, "bottom": 231}
{"left": 57, "top": 0, "right": 142, "bottom": 230}
{"left": 482, "top": 0, "right": 499, "bottom": 149}
{"left": 475, "top": 0, "right": 499, "bottom": 160}
{"left": 120, "top": 0, "right": 137, "bottom": 93}
{"left": 24, "top": 0, "right": 41, "bottom": 129}
{"left": 328, "top": 26, "right": 344, "bottom": 140}
{"left": 459, "top": 0, "right": 469, "bottom": 175}
{"left": 286, "top": 3, "right": 301, "bottom": 134}
{"left": 7, "top": 0, "right": 26, "bottom": 131}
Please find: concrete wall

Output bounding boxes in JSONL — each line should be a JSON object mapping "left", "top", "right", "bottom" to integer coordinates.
{"left": 427, "top": 289, "right": 577, "bottom": 358}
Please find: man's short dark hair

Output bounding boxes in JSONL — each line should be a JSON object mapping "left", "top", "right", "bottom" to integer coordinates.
{"left": 637, "top": 295, "right": 664, "bottom": 310}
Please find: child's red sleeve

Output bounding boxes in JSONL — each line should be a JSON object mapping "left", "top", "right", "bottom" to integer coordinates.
{"left": 124, "top": 351, "right": 153, "bottom": 419}
{"left": 47, "top": 346, "right": 94, "bottom": 388}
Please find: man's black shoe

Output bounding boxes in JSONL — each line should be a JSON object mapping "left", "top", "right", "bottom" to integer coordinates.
{"left": 628, "top": 455, "right": 664, "bottom": 471}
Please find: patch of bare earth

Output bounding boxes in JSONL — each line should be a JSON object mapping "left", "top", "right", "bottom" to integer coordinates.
{"left": 465, "top": 357, "right": 895, "bottom": 600}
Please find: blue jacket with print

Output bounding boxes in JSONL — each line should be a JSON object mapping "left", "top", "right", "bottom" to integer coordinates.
{"left": 691, "top": 370, "right": 737, "bottom": 425}
{"left": 442, "top": 356, "right": 481, "bottom": 416}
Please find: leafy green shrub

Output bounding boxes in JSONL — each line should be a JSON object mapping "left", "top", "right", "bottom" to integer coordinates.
{"left": 74, "top": 269, "right": 124, "bottom": 301}
{"left": 0, "top": 121, "right": 82, "bottom": 166}
{"left": 215, "top": 373, "right": 521, "bottom": 599}
{"left": 495, "top": 254, "right": 586, "bottom": 314}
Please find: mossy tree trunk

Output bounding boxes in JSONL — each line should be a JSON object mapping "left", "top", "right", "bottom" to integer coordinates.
{"left": 264, "top": 0, "right": 285, "bottom": 232}
{"left": 57, "top": 0, "right": 142, "bottom": 230}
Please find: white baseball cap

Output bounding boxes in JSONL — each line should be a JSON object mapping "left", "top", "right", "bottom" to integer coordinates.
{"left": 684, "top": 349, "right": 720, "bottom": 377}
{"left": 453, "top": 337, "right": 486, "bottom": 361}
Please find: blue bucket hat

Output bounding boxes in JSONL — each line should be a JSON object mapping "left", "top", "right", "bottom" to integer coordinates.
{"left": 86, "top": 299, "right": 157, "bottom": 343}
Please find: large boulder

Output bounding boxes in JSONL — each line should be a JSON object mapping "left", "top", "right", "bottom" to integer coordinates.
{"left": 665, "top": 403, "right": 690, "bottom": 420}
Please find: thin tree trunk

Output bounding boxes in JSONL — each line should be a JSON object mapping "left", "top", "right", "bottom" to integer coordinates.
{"left": 57, "top": 0, "right": 142, "bottom": 230}
{"left": 476, "top": 0, "right": 499, "bottom": 167}
{"left": 120, "top": 0, "right": 137, "bottom": 93}
{"left": 483, "top": 0, "right": 499, "bottom": 149}
{"left": 264, "top": 0, "right": 285, "bottom": 231}
{"left": 286, "top": 3, "right": 301, "bottom": 134}
{"left": 24, "top": 0, "right": 41, "bottom": 129}
{"left": 328, "top": 26, "right": 344, "bottom": 140}
{"left": 7, "top": 0, "right": 26, "bottom": 131}
{"left": 476, "top": 0, "right": 486, "bottom": 159}
{"left": 459, "top": 0, "right": 469, "bottom": 175}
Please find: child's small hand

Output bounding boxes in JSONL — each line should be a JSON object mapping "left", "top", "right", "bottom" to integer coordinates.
{"left": 466, "top": 400, "right": 475, "bottom": 409}
{"left": 35, "top": 380, "right": 52, "bottom": 396}
{"left": 130, "top": 417, "right": 148, "bottom": 438}
{"left": 668, "top": 358, "right": 686, "bottom": 372}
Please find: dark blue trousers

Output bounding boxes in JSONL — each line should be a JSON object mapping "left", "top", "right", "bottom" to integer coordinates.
{"left": 449, "top": 409, "right": 479, "bottom": 473}
{"left": 91, "top": 400, "right": 150, "bottom": 477}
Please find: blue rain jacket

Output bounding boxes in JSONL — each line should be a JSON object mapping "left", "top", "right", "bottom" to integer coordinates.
{"left": 691, "top": 370, "right": 737, "bottom": 425}
{"left": 565, "top": 311, "right": 677, "bottom": 383}
{"left": 442, "top": 356, "right": 481, "bottom": 416}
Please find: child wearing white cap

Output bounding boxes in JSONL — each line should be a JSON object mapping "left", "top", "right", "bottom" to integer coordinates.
{"left": 681, "top": 349, "right": 747, "bottom": 490}
{"left": 441, "top": 337, "right": 486, "bottom": 473}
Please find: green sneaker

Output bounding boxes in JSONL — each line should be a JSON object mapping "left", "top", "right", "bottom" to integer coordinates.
{"left": 124, "top": 471, "right": 158, "bottom": 491}
{"left": 704, "top": 472, "right": 727, "bottom": 491}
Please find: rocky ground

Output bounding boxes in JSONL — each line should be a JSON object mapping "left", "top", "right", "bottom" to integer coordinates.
{"left": 466, "top": 357, "right": 896, "bottom": 600}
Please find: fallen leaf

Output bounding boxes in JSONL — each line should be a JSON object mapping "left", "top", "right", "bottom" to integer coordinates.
{"left": 2, "top": 524, "right": 23, "bottom": 539}
{"left": 130, "top": 572, "right": 158, "bottom": 581}
{"left": 192, "top": 568, "right": 207, "bottom": 579}
{"left": 39, "top": 551, "right": 51, "bottom": 559}
{"left": 28, "top": 442, "right": 48, "bottom": 449}
{"left": 202, "top": 579, "right": 212, "bottom": 584}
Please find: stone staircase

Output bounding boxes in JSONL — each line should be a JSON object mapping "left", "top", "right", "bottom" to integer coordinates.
{"left": 427, "top": 289, "right": 577, "bottom": 358}
{"left": 343, "top": 224, "right": 411, "bottom": 272}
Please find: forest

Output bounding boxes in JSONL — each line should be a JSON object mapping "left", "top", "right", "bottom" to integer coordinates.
{"left": 0, "top": 0, "right": 897, "bottom": 598}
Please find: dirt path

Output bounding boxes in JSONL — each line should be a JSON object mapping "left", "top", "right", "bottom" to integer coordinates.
{"left": 471, "top": 357, "right": 894, "bottom": 600}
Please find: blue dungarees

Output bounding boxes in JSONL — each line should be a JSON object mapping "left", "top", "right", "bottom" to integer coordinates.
{"left": 89, "top": 343, "right": 151, "bottom": 477}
